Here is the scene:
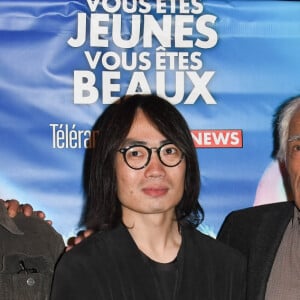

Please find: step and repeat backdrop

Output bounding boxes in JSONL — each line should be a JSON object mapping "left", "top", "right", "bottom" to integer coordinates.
{"left": 1, "top": 0, "right": 300, "bottom": 241}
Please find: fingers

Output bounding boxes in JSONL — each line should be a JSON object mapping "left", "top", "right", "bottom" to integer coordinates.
{"left": 83, "top": 229, "right": 94, "bottom": 238}
{"left": 65, "top": 229, "right": 94, "bottom": 252}
{"left": 32, "top": 210, "right": 46, "bottom": 219}
{"left": 66, "top": 236, "right": 83, "bottom": 252}
{"left": 32, "top": 210, "right": 52, "bottom": 225}
{"left": 3, "top": 199, "right": 34, "bottom": 217}
{"left": 3, "top": 199, "right": 21, "bottom": 218}
{"left": 20, "top": 203, "right": 34, "bottom": 217}
{"left": 45, "top": 220, "right": 53, "bottom": 226}
{"left": 2, "top": 199, "right": 49, "bottom": 222}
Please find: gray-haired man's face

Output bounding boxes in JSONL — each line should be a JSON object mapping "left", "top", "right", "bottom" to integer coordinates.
{"left": 286, "top": 109, "right": 300, "bottom": 208}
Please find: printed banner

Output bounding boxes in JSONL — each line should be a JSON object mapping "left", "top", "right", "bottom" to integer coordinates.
{"left": 1, "top": 0, "right": 300, "bottom": 240}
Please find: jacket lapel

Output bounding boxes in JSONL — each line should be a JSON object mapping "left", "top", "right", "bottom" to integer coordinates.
{"left": 248, "top": 202, "right": 294, "bottom": 300}
{"left": 175, "top": 228, "right": 216, "bottom": 300}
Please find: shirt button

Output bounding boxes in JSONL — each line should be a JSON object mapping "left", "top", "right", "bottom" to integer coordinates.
{"left": 27, "top": 277, "right": 35, "bottom": 286}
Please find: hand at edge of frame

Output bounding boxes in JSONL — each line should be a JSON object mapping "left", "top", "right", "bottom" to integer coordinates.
{"left": 65, "top": 229, "right": 94, "bottom": 252}
{"left": 1, "top": 199, "right": 52, "bottom": 225}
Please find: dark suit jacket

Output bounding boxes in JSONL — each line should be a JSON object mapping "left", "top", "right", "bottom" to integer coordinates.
{"left": 217, "top": 201, "right": 294, "bottom": 300}
{"left": 51, "top": 223, "right": 246, "bottom": 300}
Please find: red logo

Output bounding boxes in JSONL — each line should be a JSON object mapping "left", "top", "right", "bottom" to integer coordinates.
{"left": 191, "top": 130, "right": 243, "bottom": 148}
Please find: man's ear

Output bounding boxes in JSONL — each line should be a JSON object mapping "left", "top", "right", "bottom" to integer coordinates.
{"left": 278, "top": 160, "right": 293, "bottom": 201}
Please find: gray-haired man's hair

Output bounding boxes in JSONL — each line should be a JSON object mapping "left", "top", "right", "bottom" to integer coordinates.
{"left": 276, "top": 96, "right": 300, "bottom": 162}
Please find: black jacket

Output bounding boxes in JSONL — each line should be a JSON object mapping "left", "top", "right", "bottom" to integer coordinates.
{"left": 51, "top": 223, "right": 246, "bottom": 300}
{"left": 217, "top": 201, "right": 294, "bottom": 300}
{"left": 0, "top": 202, "right": 65, "bottom": 300}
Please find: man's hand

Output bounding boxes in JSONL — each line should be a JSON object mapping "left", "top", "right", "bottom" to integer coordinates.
{"left": 1, "top": 199, "right": 52, "bottom": 225}
{"left": 66, "top": 229, "right": 94, "bottom": 252}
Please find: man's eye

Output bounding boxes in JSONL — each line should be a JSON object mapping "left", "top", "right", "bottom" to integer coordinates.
{"left": 127, "top": 147, "right": 146, "bottom": 159}
{"left": 165, "top": 147, "right": 177, "bottom": 155}
{"left": 130, "top": 150, "right": 141, "bottom": 157}
{"left": 293, "top": 145, "right": 300, "bottom": 152}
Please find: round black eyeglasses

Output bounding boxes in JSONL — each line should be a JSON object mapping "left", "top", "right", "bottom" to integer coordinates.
{"left": 118, "top": 143, "right": 184, "bottom": 170}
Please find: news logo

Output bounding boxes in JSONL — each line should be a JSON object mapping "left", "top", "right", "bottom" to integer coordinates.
{"left": 191, "top": 129, "right": 243, "bottom": 148}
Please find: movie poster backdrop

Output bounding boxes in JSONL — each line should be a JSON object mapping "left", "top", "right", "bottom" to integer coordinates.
{"left": 1, "top": 0, "right": 300, "bottom": 240}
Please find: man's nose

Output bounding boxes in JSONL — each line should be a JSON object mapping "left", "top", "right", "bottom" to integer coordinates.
{"left": 144, "top": 151, "right": 166, "bottom": 178}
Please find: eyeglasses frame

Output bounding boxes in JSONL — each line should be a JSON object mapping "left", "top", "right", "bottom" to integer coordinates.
{"left": 118, "top": 142, "right": 184, "bottom": 170}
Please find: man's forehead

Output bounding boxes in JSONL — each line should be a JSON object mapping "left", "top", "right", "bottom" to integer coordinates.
{"left": 288, "top": 112, "right": 300, "bottom": 137}
{"left": 290, "top": 110, "right": 300, "bottom": 125}
{"left": 288, "top": 134, "right": 300, "bottom": 142}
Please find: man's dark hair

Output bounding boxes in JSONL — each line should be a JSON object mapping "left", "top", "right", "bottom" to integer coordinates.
{"left": 81, "top": 94, "right": 203, "bottom": 230}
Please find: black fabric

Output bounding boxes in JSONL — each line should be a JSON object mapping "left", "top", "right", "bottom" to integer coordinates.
{"left": 217, "top": 201, "right": 294, "bottom": 300}
{"left": 140, "top": 250, "right": 179, "bottom": 300}
{"left": 51, "top": 223, "right": 246, "bottom": 300}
